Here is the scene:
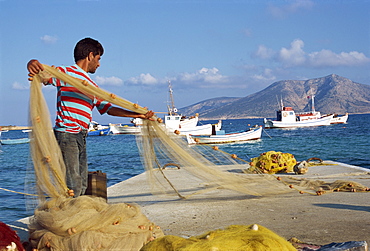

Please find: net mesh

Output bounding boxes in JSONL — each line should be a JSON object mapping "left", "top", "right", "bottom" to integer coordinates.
{"left": 27, "top": 65, "right": 368, "bottom": 250}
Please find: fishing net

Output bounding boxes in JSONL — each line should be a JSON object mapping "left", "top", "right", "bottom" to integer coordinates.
{"left": 27, "top": 65, "right": 368, "bottom": 250}
{"left": 248, "top": 151, "right": 297, "bottom": 174}
{"left": 141, "top": 224, "right": 297, "bottom": 251}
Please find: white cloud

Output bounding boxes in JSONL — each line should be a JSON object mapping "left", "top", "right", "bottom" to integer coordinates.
{"left": 95, "top": 76, "right": 123, "bottom": 86}
{"left": 278, "top": 39, "right": 306, "bottom": 67}
{"left": 40, "top": 35, "right": 58, "bottom": 44}
{"left": 253, "top": 39, "right": 370, "bottom": 68}
{"left": 178, "top": 67, "right": 228, "bottom": 84}
{"left": 124, "top": 67, "right": 229, "bottom": 89}
{"left": 127, "top": 73, "right": 158, "bottom": 85}
{"left": 308, "top": 50, "right": 370, "bottom": 67}
{"left": 252, "top": 68, "right": 276, "bottom": 82}
{"left": 12, "top": 82, "right": 29, "bottom": 90}
{"left": 268, "top": 0, "right": 314, "bottom": 19}
{"left": 254, "top": 45, "right": 275, "bottom": 59}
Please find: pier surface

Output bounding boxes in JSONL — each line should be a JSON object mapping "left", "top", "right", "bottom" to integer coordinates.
{"left": 108, "top": 161, "right": 370, "bottom": 246}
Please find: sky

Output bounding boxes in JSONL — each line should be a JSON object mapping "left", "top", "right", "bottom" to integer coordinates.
{"left": 1, "top": 0, "right": 369, "bottom": 125}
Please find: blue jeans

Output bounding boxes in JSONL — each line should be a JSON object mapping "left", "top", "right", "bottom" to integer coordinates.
{"left": 54, "top": 130, "right": 88, "bottom": 197}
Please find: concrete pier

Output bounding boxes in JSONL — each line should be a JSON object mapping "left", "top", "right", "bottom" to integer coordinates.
{"left": 108, "top": 161, "right": 370, "bottom": 246}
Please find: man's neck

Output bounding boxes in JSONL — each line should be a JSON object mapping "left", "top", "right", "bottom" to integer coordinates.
{"left": 76, "top": 59, "right": 88, "bottom": 72}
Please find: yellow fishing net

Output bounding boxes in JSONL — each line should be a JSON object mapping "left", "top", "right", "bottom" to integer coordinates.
{"left": 248, "top": 151, "right": 297, "bottom": 174}
{"left": 141, "top": 224, "right": 297, "bottom": 251}
{"left": 27, "top": 65, "right": 368, "bottom": 250}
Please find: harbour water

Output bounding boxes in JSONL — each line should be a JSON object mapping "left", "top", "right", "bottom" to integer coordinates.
{"left": 0, "top": 114, "right": 369, "bottom": 225}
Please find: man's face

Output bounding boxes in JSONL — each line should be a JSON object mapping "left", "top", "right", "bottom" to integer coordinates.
{"left": 88, "top": 53, "right": 101, "bottom": 74}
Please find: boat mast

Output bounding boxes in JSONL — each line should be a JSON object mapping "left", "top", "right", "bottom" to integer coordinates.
{"left": 311, "top": 94, "right": 315, "bottom": 113}
{"left": 167, "top": 81, "right": 177, "bottom": 115}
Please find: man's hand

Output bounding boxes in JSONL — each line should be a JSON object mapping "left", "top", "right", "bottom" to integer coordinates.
{"left": 141, "top": 110, "right": 155, "bottom": 121}
{"left": 27, "top": 59, "right": 44, "bottom": 81}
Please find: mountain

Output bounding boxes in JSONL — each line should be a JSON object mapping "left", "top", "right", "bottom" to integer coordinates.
{"left": 179, "top": 74, "right": 370, "bottom": 120}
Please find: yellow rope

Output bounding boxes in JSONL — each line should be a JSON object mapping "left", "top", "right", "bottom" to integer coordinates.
{"left": 0, "top": 187, "right": 38, "bottom": 197}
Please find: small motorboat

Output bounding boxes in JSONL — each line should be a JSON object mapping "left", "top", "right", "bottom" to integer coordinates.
{"left": 187, "top": 125, "right": 262, "bottom": 144}
{"left": 1, "top": 138, "right": 31, "bottom": 145}
{"left": 109, "top": 123, "right": 141, "bottom": 134}
{"left": 88, "top": 121, "right": 110, "bottom": 136}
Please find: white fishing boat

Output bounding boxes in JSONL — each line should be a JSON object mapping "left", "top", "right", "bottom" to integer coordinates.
{"left": 166, "top": 118, "right": 222, "bottom": 136}
{"left": 109, "top": 123, "right": 141, "bottom": 134}
{"left": 187, "top": 125, "right": 262, "bottom": 144}
{"left": 132, "top": 116, "right": 220, "bottom": 136}
{"left": 264, "top": 96, "right": 334, "bottom": 128}
{"left": 163, "top": 81, "right": 221, "bottom": 135}
{"left": 165, "top": 81, "right": 199, "bottom": 128}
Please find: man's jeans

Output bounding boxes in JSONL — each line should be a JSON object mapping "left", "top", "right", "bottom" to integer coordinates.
{"left": 54, "top": 130, "right": 88, "bottom": 197}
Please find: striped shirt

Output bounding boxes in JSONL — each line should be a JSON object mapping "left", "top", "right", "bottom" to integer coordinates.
{"left": 47, "top": 64, "right": 112, "bottom": 133}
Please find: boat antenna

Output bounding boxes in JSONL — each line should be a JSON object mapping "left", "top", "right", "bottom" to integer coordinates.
{"left": 276, "top": 96, "right": 284, "bottom": 110}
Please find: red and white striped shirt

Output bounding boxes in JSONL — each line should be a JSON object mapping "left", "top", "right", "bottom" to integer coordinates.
{"left": 47, "top": 64, "right": 112, "bottom": 133}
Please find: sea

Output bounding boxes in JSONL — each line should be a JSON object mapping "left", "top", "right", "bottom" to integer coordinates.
{"left": 0, "top": 114, "right": 369, "bottom": 225}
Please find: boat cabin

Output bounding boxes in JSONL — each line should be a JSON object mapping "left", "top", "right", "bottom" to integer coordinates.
{"left": 276, "top": 107, "right": 296, "bottom": 123}
{"left": 164, "top": 115, "right": 182, "bottom": 129}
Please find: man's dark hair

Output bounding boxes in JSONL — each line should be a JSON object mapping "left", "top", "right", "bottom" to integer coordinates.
{"left": 74, "top": 37, "right": 104, "bottom": 62}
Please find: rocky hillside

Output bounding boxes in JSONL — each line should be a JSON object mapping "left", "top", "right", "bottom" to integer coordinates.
{"left": 180, "top": 74, "right": 370, "bottom": 119}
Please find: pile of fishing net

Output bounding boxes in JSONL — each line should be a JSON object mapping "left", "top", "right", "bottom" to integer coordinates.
{"left": 141, "top": 224, "right": 296, "bottom": 251}
{"left": 248, "top": 151, "right": 297, "bottom": 174}
{"left": 28, "top": 196, "right": 163, "bottom": 250}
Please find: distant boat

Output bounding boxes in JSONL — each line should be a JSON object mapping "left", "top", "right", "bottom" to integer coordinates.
{"left": 187, "top": 125, "right": 262, "bottom": 144}
{"left": 165, "top": 116, "right": 222, "bottom": 136}
{"left": 264, "top": 96, "right": 334, "bottom": 128}
{"left": 109, "top": 123, "right": 141, "bottom": 134}
{"left": 1, "top": 138, "right": 31, "bottom": 145}
{"left": 88, "top": 121, "right": 110, "bottom": 136}
{"left": 163, "top": 81, "right": 220, "bottom": 135}
{"left": 130, "top": 117, "right": 215, "bottom": 136}
{"left": 0, "top": 130, "right": 9, "bottom": 137}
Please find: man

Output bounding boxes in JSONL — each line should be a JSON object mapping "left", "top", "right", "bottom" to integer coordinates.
{"left": 27, "top": 37, "right": 154, "bottom": 197}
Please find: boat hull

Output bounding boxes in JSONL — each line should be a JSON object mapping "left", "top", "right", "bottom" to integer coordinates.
{"left": 109, "top": 124, "right": 141, "bottom": 134}
{"left": 1, "top": 138, "right": 31, "bottom": 145}
{"left": 330, "top": 113, "right": 348, "bottom": 124}
{"left": 88, "top": 128, "right": 110, "bottom": 136}
{"left": 187, "top": 126, "right": 262, "bottom": 144}
{"left": 264, "top": 115, "right": 333, "bottom": 128}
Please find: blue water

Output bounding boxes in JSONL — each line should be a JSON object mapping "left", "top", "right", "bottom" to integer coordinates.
{"left": 0, "top": 114, "right": 369, "bottom": 225}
